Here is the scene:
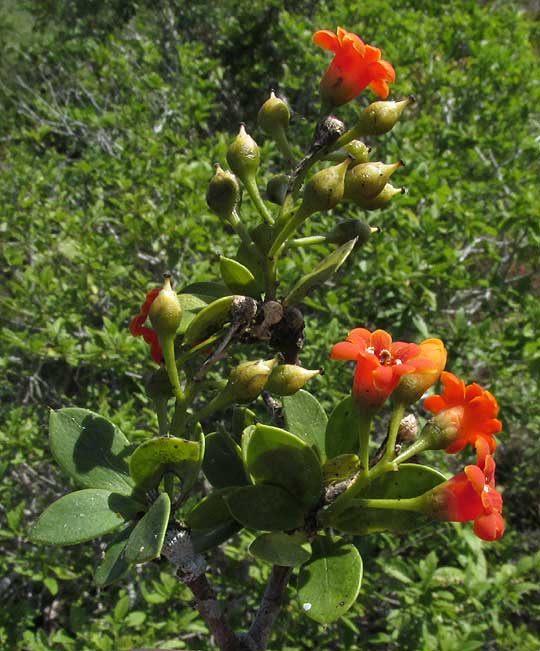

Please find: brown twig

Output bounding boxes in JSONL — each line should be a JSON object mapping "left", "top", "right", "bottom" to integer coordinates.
{"left": 247, "top": 565, "right": 293, "bottom": 650}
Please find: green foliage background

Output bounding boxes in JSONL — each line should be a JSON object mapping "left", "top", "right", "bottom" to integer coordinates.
{"left": 1, "top": 0, "right": 539, "bottom": 649}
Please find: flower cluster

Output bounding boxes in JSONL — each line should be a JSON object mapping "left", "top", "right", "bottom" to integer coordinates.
{"left": 330, "top": 326, "right": 504, "bottom": 541}
{"left": 130, "top": 288, "right": 163, "bottom": 364}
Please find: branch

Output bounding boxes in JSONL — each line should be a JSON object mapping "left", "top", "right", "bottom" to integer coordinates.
{"left": 162, "top": 529, "right": 239, "bottom": 651}
{"left": 247, "top": 565, "right": 292, "bottom": 650}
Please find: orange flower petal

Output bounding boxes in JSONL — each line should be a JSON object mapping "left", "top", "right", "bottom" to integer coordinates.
{"left": 313, "top": 30, "right": 340, "bottom": 52}
{"left": 368, "top": 79, "right": 390, "bottom": 99}
{"left": 347, "top": 328, "right": 371, "bottom": 347}
{"left": 370, "top": 329, "right": 393, "bottom": 352}
{"left": 330, "top": 341, "right": 362, "bottom": 360}
{"left": 473, "top": 511, "right": 505, "bottom": 541}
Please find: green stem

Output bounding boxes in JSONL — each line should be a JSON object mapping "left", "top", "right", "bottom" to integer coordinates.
{"left": 243, "top": 174, "right": 274, "bottom": 225}
{"left": 164, "top": 472, "right": 175, "bottom": 503}
{"left": 160, "top": 334, "right": 184, "bottom": 404}
{"left": 392, "top": 436, "right": 431, "bottom": 466}
{"left": 229, "top": 208, "right": 255, "bottom": 251}
{"left": 153, "top": 396, "right": 169, "bottom": 437}
{"left": 357, "top": 414, "right": 373, "bottom": 477}
{"left": 176, "top": 333, "right": 222, "bottom": 368}
{"left": 188, "top": 389, "right": 233, "bottom": 427}
{"left": 268, "top": 203, "right": 311, "bottom": 258}
{"left": 288, "top": 235, "right": 327, "bottom": 248}
{"left": 170, "top": 382, "right": 198, "bottom": 438}
{"left": 274, "top": 126, "right": 296, "bottom": 164}
{"left": 381, "top": 401, "right": 407, "bottom": 465}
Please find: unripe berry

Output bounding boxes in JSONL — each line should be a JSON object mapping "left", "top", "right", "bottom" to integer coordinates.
{"left": 326, "top": 219, "right": 375, "bottom": 247}
{"left": 344, "top": 160, "right": 404, "bottom": 201}
{"left": 206, "top": 164, "right": 240, "bottom": 219}
{"left": 149, "top": 275, "right": 182, "bottom": 337}
{"left": 354, "top": 183, "right": 405, "bottom": 211}
{"left": 265, "top": 364, "right": 321, "bottom": 396}
{"left": 257, "top": 91, "right": 290, "bottom": 135}
{"left": 226, "top": 358, "right": 279, "bottom": 402}
{"left": 302, "top": 158, "right": 351, "bottom": 215}
{"left": 355, "top": 97, "right": 414, "bottom": 136}
{"left": 226, "top": 124, "right": 260, "bottom": 180}
{"left": 266, "top": 174, "right": 289, "bottom": 205}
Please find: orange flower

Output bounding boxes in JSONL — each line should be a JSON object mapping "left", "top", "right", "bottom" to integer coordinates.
{"left": 425, "top": 438, "right": 505, "bottom": 542}
{"left": 423, "top": 372, "right": 502, "bottom": 454}
{"left": 130, "top": 288, "right": 163, "bottom": 364}
{"left": 330, "top": 328, "right": 436, "bottom": 411}
{"left": 393, "top": 338, "right": 447, "bottom": 404}
{"left": 313, "top": 27, "right": 395, "bottom": 107}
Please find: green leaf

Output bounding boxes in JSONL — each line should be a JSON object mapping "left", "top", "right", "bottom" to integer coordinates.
{"left": 180, "top": 282, "right": 230, "bottom": 298}
{"left": 184, "top": 295, "right": 237, "bottom": 346}
{"left": 30, "top": 489, "right": 141, "bottom": 546}
{"left": 186, "top": 490, "right": 236, "bottom": 530}
{"left": 331, "top": 464, "right": 447, "bottom": 535}
{"left": 236, "top": 242, "right": 267, "bottom": 293}
{"left": 202, "top": 431, "right": 248, "bottom": 488}
{"left": 49, "top": 408, "right": 134, "bottom": 495}
{"left": 249, "top": 532, "right": 312, "bottom": 567}
{"left": 283, "top": 389, "right": 327, "bottom": 460}
{"left": 297, "top": 536, "right": 363, "bottom": 624}
{"left": 231, "top": 406, "right": 257, "bottom": 439}
{"left": 225, "top": 485, "right": 305, "bottom": 531}
{"left": 244, "top": 424, "right": 323, "bottom": 509}
{"left": 325, "top": 396, "right": 359, "bottom": 459}
{"left": 283, "top": 239, "right": 357, "bottom": 307}
{"left": 129, "top": 436, "right": 200, "bottom": 493}
{"left": 125, "top": 493, "right": 170, "bottom": 564}
{"left": 191, "top": 521, "right": 242, "bottom": 554}
{"left": 177, "top": 293, "right": 217, "bottom": 335}
{"left": 219, "top": 256, "right": 261, "bottom": 297}
{"left": 323, "top": 454, "right": 360, "bottom": 483}
{"left": 94, "top": 525, "right": 134, "bottom": 587}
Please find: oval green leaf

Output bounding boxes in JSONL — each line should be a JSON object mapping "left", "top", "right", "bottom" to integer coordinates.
{"left": 325, "top": 396, "right": 359, "bottom": 459}
{"left": 332, "top": 464, "right": 447, "bottom": 535}
{"left": 244, "top": 424, "right": 323, "bottom": 509}
{"left": 125, "top": 493, "right": 170, "bottom": 564}
{"left": 177, "top": 293, "right": 217, "bottom": 335}
{"left": 186, "top": 490, "right": 236, "bottom": 530}
{"left": 323, "top": 454, "right": 360, "bottom": 483}
{"left": 184, "top": 295, "right": 237, "bottom": 346}
{"left": 225, "top": 485, "right": 305, "bottom": 531}
{"left": 283, "top": 238, "right": 357, "bottom": 307}
{"left": 219, "top": 256, "right": 260, "bottom": 297}
{"left": 249, "top": 532, "right": 312, "bottom": 567}
{"left": 283, "top": 389, "right": 327, "bottom": 460}
{"left": 202, "top": 431, "right": 248, "bottom": 488}
{"left": 49, "top": 408, "right": 134, "bottom": 495}
{"left": 191, "top": 521, "right": 242, "bottom": 554}
{"left": 94, "top": 524, "right": 134, "bottom": 587}
{"left": 30, "top": 489, "right": 141, "bottom": 546}
{"left": 129, "top": 436, "right": 200, "bottom": 493}
{"left": 297, "top": 536, "right": 363, "bottom": 624}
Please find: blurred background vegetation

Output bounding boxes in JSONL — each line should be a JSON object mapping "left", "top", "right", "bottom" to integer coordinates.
{"left": 1, "top": 0, "right": 540, "bottom": 649}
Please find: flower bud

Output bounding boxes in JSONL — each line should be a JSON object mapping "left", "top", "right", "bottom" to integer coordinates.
{"left": 206, "top": 164, "right": 241, "bottom": 219}
{"left": 344, "top": 160, "right": 404, "bottom": 202}
{"left": 265, "top": 364, "right": 321, "bottom": 396}
{"left": 302, "top": 158, "right": 351, "bottom": 216}
{"left": 355, "top": 97, "right": 414, "bottom": 136}
{"left": 353, "top": 183, "right": 405, "bottom": 211}
{"left": 148, "top": 275, "right": 182, "bottom": 337}
{"left": 225, "top": 357, "right": 279, "bottom": 402}
{"left": 326, "top": 219, "right": 375, "bottom": 247}
{"left": 226, "top": 124, "right": 260, "bottom": 180}
{"left": 257, "top": 91, "right": 290, "bottom": 136}
{"left": 266, "top": 174, "right": 289, "bottom": 205}
{"left": 393, "top": 339, "right": 447, "bottom": 406}
{"left": 325, "top": 140, "right": 371, "bottom": 165}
